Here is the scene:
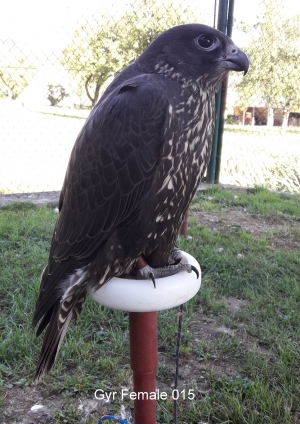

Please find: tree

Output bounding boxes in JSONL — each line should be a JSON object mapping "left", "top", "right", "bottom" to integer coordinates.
{"left": 0, "top": 48, "right": 36, "bottom": 100}
{"left": 235, "top": 76, "right": 257, "bottom": 125}
{"left": 116, "top": 0, "right": 195, "bottom": 64}
{"left": 61, "top": 0, "right": 195, "bottom": 107}
{"left": 61, "top": 19, "right": 124, "bottom": 107}
{"left": 235, "top": 0, "right": 300, "bottom": 129}
{"left": 46, "top": 84, "right": 69, "bottom": 106}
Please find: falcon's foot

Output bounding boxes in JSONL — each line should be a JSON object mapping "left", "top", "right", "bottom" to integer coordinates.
{"left": 134, "top": 260, "right": 199, "bottom": 288}
{"left": 168, "top": 247, "right": 184, "bottom": 265}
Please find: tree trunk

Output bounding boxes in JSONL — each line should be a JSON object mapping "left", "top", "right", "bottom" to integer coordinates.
{"left": 281, "top": 109, "right": 290, "bottom": 133}
{"left": 93, "top": 83, "right": 101, "bottom": 107}
{"left": 242, "top": 109, "right": 246, "bottom": 125}
{"left": 85, "top": 75, "right": 101, "bottom": 107}
{"left": 267, "top": 107, "right": 274, "bottom": 127}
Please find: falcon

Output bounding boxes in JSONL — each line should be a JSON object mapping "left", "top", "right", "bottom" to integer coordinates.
{"left": 33, "top": 24, "right": 249, "bottom": 380}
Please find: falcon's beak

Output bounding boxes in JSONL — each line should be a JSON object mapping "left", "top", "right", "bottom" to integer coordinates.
{"left": 224, "top": 48, "right": 249, "bottom": 75}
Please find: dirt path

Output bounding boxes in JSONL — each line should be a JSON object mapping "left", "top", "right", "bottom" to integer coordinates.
{"left": 0, "top": 191, "right": 60, "bottom": 208}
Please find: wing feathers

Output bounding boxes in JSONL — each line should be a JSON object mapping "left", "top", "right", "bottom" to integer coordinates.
{"left": 49, "top": 77, "right": 169, "bottom": 261}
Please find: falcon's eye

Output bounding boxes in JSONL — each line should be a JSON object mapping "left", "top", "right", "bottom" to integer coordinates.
{"left": 196, "top": 34, "right": 215, "bottom": 49}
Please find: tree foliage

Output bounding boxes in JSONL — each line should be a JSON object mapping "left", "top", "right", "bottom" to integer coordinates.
{"left": 61, "top": 0, "right": 195, "bottom": 107}
{"left": 46, "top": 84, "right": 69, "bottom": 106}
{"left": 235, "top": 0, "right": 300, "bottom": 128}
{"left": 0, "top": 44, "right": 36, "bottom": 100}
{"left": 61, "top": 19, "right": 123, "bottom": 107}
{"left": 116, "top": 0, "right": 195, "bottom": 64}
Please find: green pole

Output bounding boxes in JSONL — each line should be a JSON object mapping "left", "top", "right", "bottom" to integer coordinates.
{"left": 215, "top": 0, "right": 235, "bottom": 183}
{"left": 207, "top": 91, "right": 222, "bottom": 183}
{"left": 207, "top": 0, "right": 229, "bottom": 183}
{"left": 227, "top": 0, "right": 235, "bottom": 37}
{"left": 218, "top": 0, "right": 228, "bottom": 32}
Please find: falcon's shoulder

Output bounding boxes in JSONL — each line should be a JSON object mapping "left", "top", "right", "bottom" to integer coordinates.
{"left": 51, "top": 74, "right": 170, "bottom": 261}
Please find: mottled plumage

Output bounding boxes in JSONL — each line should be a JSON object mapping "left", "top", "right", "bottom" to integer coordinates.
{"left": 33, "top": 24, "right": 248, "bottom": 380}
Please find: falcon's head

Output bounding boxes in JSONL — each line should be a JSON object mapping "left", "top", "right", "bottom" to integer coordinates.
{"left": 138, "top": 24, "right": 249, "bottom": 90}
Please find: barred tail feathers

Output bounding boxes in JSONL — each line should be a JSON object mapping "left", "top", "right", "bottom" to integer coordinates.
{"left": 34, "top": 289, "right": 86, "bottom": 382}
{"left": 34, "top": 263, "right": 116, "bottom": 381}
{"left": 34, "top": 267, "right": 89, "bottom": 382}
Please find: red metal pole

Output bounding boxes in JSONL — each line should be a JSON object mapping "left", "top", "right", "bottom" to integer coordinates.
{"left": 179, "top": 209, "right": 189, "bottom": 236}
{"left": 129, "top": 312, "right": 158, "bottom": 424}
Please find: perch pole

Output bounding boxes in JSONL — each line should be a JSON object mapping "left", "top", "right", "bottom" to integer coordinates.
{"left": 129, "top": 311, "right": 158, "bottom": 423}
{"left": 89, "top": 251, "right": 201, "bottom": 424}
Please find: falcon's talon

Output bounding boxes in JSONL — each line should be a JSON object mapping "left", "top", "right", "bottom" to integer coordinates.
{"left": 191, "top": 265, "right": 199, "bottom": 280}
{"left": 134, "top": 262, "right": 198, "bottom": 281}
{"left": 149, "top": 272, "right": 156, "bottom": 289}
{"left": 169, "top": 248, "right": 183, "bottom": 265}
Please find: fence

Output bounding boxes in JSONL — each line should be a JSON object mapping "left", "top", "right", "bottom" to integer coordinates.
{"left": 0, "top": 0, "right": 299, "bottom": 195}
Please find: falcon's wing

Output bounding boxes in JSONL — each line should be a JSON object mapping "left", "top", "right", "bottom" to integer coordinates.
{"left": 51, "top": 75, "right": 169, "bottom": 263}
{"left": 33, "top": 75, "right": 169, "bottom": 329}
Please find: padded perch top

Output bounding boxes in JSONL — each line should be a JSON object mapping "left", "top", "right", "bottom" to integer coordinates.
{"left": 88, "top": 251, "right": 201, "bottom": 312}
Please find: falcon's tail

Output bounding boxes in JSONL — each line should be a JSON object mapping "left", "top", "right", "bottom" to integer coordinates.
{"left": 33, "top": 267, "right": 89, "bottom": 382}
{"left": 34, "top": 290, "right": 87, "bottom": 382}
{"left": 34, "top": 305, "right": 70, "bottom": 381}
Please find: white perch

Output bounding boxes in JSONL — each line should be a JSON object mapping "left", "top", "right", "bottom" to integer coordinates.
{"left": 88, "top": 251, "right": 201, "bottom": 312}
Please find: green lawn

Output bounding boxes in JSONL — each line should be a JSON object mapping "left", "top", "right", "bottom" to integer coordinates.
{"left": 221, "top": 127, "right": 300, "bottom": 193}
{"left": 0, "top": 187, "right": 300, "bottom": 423}
{"left": 0, "top": 105, "right": 85, "bottom": 194}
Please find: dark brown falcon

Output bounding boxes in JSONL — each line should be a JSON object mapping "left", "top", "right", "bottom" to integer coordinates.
{"left": 33, "top": 24, "right": 249, "bottom": 380}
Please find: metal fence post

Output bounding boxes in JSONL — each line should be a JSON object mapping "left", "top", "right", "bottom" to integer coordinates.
{"left": 207, "top": 0, "right": 235, "bottom": 184}
{"left": 215, "top": 0, "right": 235, "bottom": 183}
{"left": 207, "top": 90, "right": 222, "bottom": 183}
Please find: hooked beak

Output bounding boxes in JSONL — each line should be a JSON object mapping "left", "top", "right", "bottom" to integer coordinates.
{"left": 224, "top": 48, "right": 249, "bottom": 75}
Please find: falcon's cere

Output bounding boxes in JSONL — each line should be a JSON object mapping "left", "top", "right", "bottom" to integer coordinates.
{"left": 33, "top": 24, "right": 249, "bottom": 380}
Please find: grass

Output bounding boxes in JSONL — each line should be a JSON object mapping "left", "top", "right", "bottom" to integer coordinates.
{"left": 224, "top": 124, "right": 300, "bottom": 135}
{"left": 192, "top": 185, "right": 300, "bottom": 217}
{"left": 0, "top": 103, "right": 299, "bottom": 194}
{"left": 0, "top": 187, "right": 300, "bottom": 423}
{"left": 221, "top": 129, "right": 300, "bottom": 193}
